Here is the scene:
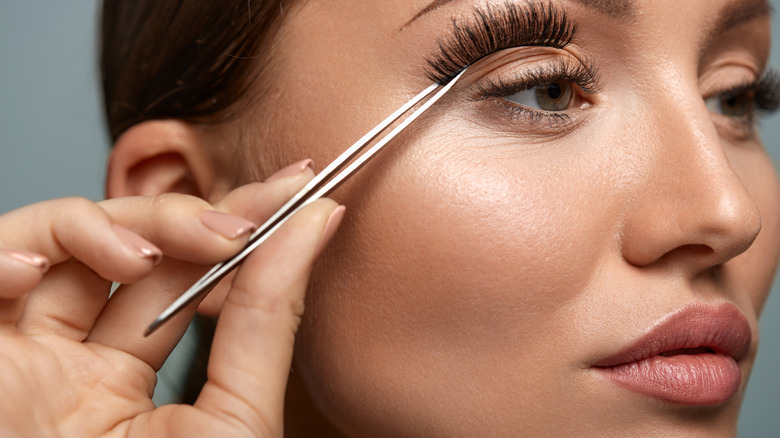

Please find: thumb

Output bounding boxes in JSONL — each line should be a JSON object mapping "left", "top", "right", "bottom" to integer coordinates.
{"left": 194, "top": 199, "right": 344, "bottom": 435}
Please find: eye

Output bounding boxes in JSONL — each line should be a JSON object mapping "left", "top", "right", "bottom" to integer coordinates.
{"left": 502, "top": 80, "right": 574, "bottom": 111}
{"left": 705, "top": 90, "right": 753, "bottom": 118}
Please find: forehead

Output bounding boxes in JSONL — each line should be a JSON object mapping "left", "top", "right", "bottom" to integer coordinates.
{"left": 271, "top": 0, "right": 772, "bottom": 109}
{"left": 288, "top": 0, "right": 769, "bottom": 58}
{"left": 286, "top": 0, "right": 771, "bottom": 63}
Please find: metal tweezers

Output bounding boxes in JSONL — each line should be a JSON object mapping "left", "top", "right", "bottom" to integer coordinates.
{"left": 145, "top": 68, "right": 467, "bottom": 336}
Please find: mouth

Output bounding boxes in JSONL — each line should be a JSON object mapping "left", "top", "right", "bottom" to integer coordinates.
{"left": 592, "top": 303, "right": 751, "bottom": 406}
{"left": 657, "top": 347, "right": 715, "bottom": 357}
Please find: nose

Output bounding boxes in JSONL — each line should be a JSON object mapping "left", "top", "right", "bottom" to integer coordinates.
{"left": 620, "top": 96, "right": 762, "bottom": 272}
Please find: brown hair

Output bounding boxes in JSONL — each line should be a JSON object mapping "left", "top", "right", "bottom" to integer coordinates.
{"left": 101, "top": 0, "right": 290, "bottom": 143}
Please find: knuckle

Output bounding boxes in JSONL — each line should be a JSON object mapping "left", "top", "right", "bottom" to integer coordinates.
{"left": 226, "top": 282, "right": 304, "bottom": 319}
{"left": 55, "top": 198, "right": 107, "bottom": 231}
{"left": 57, "top": 197, "right": 100, "bottom": 216}
{"left": 147, "top": 193, "right": 206, "bottom": 230}
{"left": 147, "top": 192, "right": 182, "bottom": 210}
{"left": 148, "top": 192, "right": 208, "bottom": 215}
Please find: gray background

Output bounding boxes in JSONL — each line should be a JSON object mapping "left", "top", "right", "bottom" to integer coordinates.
{"left": 1, "top": 1, "right": 778, "bottom": 435}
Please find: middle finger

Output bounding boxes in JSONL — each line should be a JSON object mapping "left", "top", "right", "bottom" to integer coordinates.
{"left": 87, "top": 169, "right": 315, "bottom": 369}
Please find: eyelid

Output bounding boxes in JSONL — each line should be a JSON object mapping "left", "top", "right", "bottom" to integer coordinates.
{"left": 460, "top": 58, "right": 599, "bottom": 134}
{"left": 471, "top": 57, "right": 602, "bottom": 99}
{"left": 703, "top": 69, "right": 780, "bottom": 114}
{"left": 702, "top": 69, "right": 780, "bottom": 141}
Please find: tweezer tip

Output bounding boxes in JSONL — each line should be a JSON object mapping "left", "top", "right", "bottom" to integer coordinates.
{"left": 435, "top": 66, "right": 468, "bottom": 86}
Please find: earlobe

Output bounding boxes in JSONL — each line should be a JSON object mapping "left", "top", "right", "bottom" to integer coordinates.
{"left": 106, "top": 120, "right": 219, "bottom": 199}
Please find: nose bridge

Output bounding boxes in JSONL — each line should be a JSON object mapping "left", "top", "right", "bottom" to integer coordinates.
{"left": 653, "top": 98, "right": 733, "bottom": 209}
{"left": 621, "top": 85, "right": 762, "bottom": 268}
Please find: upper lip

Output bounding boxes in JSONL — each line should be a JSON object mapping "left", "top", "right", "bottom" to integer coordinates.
{"left": 593, "top": 303, "right": 752, "bottom": 368}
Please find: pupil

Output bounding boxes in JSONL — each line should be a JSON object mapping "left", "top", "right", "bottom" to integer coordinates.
{"left": 725, "top": 96, "right": 738, "bottom": 108}
{"left": 547, "top": 83, "right": 562, "bottom": 99}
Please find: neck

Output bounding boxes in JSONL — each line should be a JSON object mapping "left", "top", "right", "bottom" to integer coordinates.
{"left": 284, "top": 364, "right": 345, "bottom": 437}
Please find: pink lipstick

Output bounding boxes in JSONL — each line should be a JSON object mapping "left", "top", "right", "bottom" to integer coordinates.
{"left": 593, "top": 303, "right": 751, "bottom": 405}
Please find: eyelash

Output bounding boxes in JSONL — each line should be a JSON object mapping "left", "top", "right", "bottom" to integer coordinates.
{"left": 425, "top": 1, "right": 780, "bottom": 131}
{"left": 716, "top": 70, "right": 780, "bottom": 121}
{"left": 471, "top": 60, "right": 601, "bottom": 124}
{"left": 426, "top": 2, "right": 576, "bottom": 84}
{"left": 472, "top": 67, "right": 780, "bottom": 127}
{"left": 424, "top": 2, "right": 596, "bottom": 127}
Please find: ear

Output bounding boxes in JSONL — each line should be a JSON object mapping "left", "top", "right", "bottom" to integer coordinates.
{"left": 106, "top": 120, "right": 222, "bottom": 200}
{"left": 108, "top": 120, "right": 236, "bottom": 318}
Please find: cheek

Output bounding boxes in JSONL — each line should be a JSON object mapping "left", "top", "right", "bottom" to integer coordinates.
{"left": 293, "top": 122, "right": 622, "bottom": 432}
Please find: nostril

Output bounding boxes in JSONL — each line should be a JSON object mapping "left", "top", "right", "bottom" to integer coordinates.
{"left": 660, "top": 244, "right": 714, "bottom": 261}
{"left": 678, "top": 244, "right": 713, "bottom": 256}
{"left": 619, "top": 151, "right": 764, "bottom": 270}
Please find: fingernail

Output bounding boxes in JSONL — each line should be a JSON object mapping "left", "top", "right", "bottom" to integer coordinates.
{"left": 315, "top": 206, "right": 346, "bottom": 257}
{"left": 200, "top": 210, "right": 257, "bottom": 239}
{"left": 0, "top": 248, "right": 50, "bottom": 272}
{"left": 264, "top": 159, "right": 314, "bottom": 183}
{"left": 112, "top": 224, "right": 163, "bottom": 265}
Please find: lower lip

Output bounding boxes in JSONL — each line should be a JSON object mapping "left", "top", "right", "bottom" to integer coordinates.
{"left": 596, "top": 353, "right": 741, "bottom": 405}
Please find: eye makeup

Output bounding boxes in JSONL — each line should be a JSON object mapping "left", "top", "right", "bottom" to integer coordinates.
{"left": 423, "top": 1, "right": 599, "bottom": 129}
{"left": 706, "top": 69, "right": 780, "bottom": 136}
{"left": 421, "top": 0, "right": 779, "bottom": 133}
{"left": 472, "top": 58, "right": 600, "bottom": 125}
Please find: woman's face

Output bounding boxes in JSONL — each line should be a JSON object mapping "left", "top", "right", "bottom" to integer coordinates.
{"left": 236, "top": 0, "right": 780, "bottom": 435}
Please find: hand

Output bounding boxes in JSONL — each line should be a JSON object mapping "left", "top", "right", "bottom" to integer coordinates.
{"left": 0, "top": 166, "right": 343, "bottom": 437}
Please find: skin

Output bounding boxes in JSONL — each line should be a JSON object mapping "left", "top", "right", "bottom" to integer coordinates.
{"left": 0, "top": 0, "right": 776, "bottom": 437}
{"left": 236, "top": 0, "right": 779, "bottom": 435}
{"left": 0, "top": 167, "right": 342, "bottom": 436}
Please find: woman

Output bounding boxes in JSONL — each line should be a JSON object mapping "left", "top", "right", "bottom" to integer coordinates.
{"left": 0, "top": 0, "right": 778, "bottom": 436}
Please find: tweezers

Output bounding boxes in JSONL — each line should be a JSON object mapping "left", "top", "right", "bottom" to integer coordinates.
{"left": 145, "top": 68, "right": 468, "bottom": 336}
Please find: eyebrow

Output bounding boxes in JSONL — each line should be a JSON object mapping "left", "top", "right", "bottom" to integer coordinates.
{"left": 697, "top": 0, "right": 771, "bottom": 61}
{"left": 402, "top": 0, "right": 636, "bottom": 29}
{"left": 711, "top": 0, "right": 771, "bottom": 35}
{"left": 569, "top": 0, "right": 635, "bottom": 18}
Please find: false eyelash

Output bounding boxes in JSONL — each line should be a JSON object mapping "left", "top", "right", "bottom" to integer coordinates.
{"left": 426, "top": 1, "right": 577, "bottom": 84}
{"left": 754, "top": 69, "right": 780, "bottom": 114}
{"left": 472, "top": 59, "right": 602, "bottom": 101}
{"left": 715, "top": 68, "right": 780, "bottom": 124}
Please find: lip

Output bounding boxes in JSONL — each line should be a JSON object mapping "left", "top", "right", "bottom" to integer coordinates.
{"left": 593, "top": 303, "right": 751, "bottom": 405}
